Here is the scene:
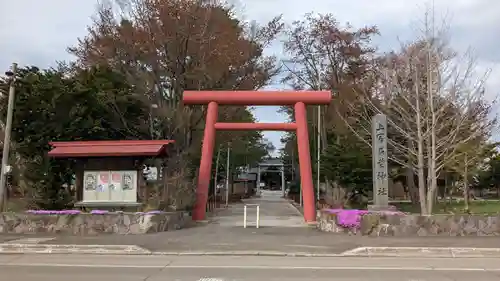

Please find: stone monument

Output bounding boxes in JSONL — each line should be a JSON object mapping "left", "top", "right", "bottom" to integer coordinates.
{"left": 368, "top": 114, "right": 395, "bottom": 211}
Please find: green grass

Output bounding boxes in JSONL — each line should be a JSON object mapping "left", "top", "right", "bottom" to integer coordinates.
{"left": 392, "top": 200, "right": 500, "bottom": 215}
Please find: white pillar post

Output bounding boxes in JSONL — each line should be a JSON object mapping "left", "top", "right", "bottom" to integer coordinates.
{"left": 281, "top": 164, "right": 285, "bottom": 197}
{"left": 256, "top": 165, "right": 261, "bottom": 196}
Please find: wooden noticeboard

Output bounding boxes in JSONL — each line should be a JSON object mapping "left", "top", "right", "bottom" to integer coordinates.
{"left": 83, "top": 170, "right": 138, "bottom": 203}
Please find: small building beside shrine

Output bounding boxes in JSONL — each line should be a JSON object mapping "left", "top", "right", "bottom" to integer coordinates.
{"left": 47, "top": 140, "right": 174, "bottom": 211}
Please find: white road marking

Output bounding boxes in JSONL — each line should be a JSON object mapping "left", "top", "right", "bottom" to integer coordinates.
{"left": 1, "top": 262, "right": 499, "bottom": 271}
{"left": 3, "top": 237, "right": 56, "bottom": 244}
{"left": 359, "top": 246, "right": 500, "bottom": 251}
{"left": 285, "top": 244, "right": 330, "bottom": 249}
{"left": 340, "top": 247, "right": 368, "bottom": 255}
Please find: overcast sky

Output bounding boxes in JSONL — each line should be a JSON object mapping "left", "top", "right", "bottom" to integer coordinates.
{"left": 1, "top": 0, "right": 499, "bottom": 153}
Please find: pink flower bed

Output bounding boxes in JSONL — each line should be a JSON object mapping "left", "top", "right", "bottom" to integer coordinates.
{"left": 325, "top": 209, "right": 405, "bottom": 228}
{"left": 26, "top": 210, "right": 81, "bottom": 215}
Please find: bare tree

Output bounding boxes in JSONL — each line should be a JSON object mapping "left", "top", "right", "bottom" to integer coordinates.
{"left": 345, "top": 11, "right": 496, "bottom": 214}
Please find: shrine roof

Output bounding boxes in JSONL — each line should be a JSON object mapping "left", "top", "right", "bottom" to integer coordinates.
{"left": 47, "top": 140, "right": 175, "bottom": 158}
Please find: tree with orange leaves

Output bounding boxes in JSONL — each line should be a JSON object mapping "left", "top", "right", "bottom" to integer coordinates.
{"left": 68, "top": 0, "right": 284, "bottom": 208}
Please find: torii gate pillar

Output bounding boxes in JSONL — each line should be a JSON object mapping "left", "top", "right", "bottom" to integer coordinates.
{"left": 183, "top": 91, "right": 332, "bottom": 222}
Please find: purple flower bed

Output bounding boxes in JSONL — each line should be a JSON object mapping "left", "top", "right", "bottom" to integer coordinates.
{"left": 135, "top": 210, "right": 166, "bottom": 215}
{"left": 26, "top": 210, "right": 82, "bottom": 215}
{"left": 25, "top": 210, "right": 166, "bottom": 215}
{"left": 325, "top": 209, "right": 405, "bottom": 228}
{"left": 325, "top": 209, "right": 368, "bottom": 228}
{"left": 90, "top": 210, "right": 109, "bottom": 214}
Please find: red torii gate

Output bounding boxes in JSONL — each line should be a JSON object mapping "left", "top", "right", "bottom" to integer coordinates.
{"left": 183, "top": 90, "right": 332, "bottom": 222}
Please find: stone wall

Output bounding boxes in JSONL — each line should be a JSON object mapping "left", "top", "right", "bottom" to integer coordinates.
{"left": 0, "top": 211, "right": 191, "bottom": 235}
{"left": 317, "top": 210, "right": 500, "bottom": 236}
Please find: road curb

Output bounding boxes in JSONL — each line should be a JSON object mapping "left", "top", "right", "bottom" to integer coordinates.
{"left": 341, "top": 246, "right": 500, "bottom": 258}
{"left": 0, "top": 244, "right": 344, "bottom": 257}
{"left": 289, "top": 200, "right": 304, "bottom": 215}
{"left": 151, "top": 251, "right": 344, "bottom": 257}
{"left": 0, "top": 243, "right": 151, "bottom": 255}
{"left": 3, "top": 244, "right": 500, "bottom": 258}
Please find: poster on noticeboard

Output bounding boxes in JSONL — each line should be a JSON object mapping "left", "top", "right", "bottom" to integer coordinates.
{"left": 97, "top": 172, "right": 109, "bottom": 192}
{"left": 82, "top": 170, "right": 137, "bottom": 202}
{"left": 110, "top": 172, "right": 122, "bottom": 190}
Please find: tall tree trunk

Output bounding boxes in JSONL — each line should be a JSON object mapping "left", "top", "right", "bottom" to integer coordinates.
{"left": 406, "top": 167, "right": 419, "bottom": 204}
{"left": 405, "top": 136, "right": 419, "bottom": 204}
{"left": 463, "top": 154, "right": 469, "bottom": 211}
{"left": 426, "top": 142, "right": 438, "bottom": 214}
{"left": 425, "top": 36, "right": 438, "bottom": 216}
{"left": 414, "top": 69, "right": 428, "bottom": 215}
{"left": 426, "top": 138, "right": 436, "bottom": 214}
{"left": 417, "top": 147, "right": 427, "bottom": 214}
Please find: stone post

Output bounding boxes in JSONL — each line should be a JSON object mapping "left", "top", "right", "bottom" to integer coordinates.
{"left": 368, "top": 114, "right": 393, "bottom": 211}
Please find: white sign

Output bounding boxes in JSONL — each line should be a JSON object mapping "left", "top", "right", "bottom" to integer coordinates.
{"left": 143, "top": 166, "right": 158, "bottom": 181}
{"left": 372, "top": 114, "right": 389, "bottom": 206}
{"left": 82, "top": 170, "right": 138, "bottom": 203}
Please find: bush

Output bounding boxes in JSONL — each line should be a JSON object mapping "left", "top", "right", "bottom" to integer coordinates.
{"left": 25, "top": 158, "right": 73, "bottom": 210}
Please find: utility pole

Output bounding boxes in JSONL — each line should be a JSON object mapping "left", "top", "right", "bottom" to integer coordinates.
{"left": 149, "top": 103, "right": 158, "bottom": 139}
{"left": 0, "top": 63, "right": 17, "bottom": 211}
{"left": 281, "top": 164, "right": 286, "bottom": 197}
{"left": 213, "top": 144, "right": 221, "bottom": 208}
{"left": 293, "top": 147, "right": 302, "bottom": 207}
{"left": 316, "top": 72, "right": 321, "bottom": 201}
{"left": 225, "top": 142, "right": 231, "bottom": 207}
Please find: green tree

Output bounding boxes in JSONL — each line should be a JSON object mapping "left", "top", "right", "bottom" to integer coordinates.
{"left": 476, "top": 148, "right": 500, "bottom": 197}
{"left": 321, "top": 135, "right": 372, "bottom": 192}
{"left": 0, "top": 65, "right": 149, "bottom": 209}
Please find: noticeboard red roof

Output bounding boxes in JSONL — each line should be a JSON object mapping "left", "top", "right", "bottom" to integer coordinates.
{"left": 48, "top": 140, "right": 175, "bottom": 158}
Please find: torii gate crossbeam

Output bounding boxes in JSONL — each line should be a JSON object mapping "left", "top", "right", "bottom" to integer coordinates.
{"left": 183, "top": 91, "right": 332, "bottom": 223}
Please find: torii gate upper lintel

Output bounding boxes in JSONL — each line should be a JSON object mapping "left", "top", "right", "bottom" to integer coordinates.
{"left": 183, "top": 90, "right": 332, "bottom": 223}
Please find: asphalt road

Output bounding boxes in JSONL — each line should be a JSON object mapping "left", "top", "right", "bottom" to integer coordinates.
{"left": 1, "top": 254, "right": 500, "bottom": 280}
